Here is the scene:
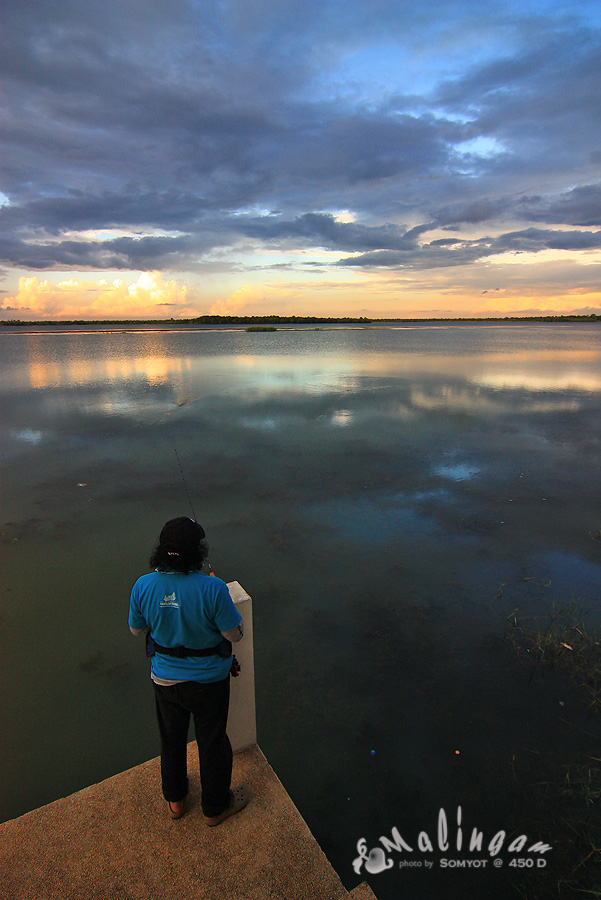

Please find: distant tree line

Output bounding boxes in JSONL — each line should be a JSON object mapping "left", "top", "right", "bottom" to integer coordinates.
{"left": 0, "top": 314, "right": 374, "bottom": 326}
{"left": 189, "top": 314, "right": 373, "bottom": 324}
{"left": 1, "top": 313, "right": 599, "bottom": 326}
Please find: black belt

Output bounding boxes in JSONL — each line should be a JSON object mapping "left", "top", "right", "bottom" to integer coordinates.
{"left": 146, "top": 634, "right": 232, "bottom": 659}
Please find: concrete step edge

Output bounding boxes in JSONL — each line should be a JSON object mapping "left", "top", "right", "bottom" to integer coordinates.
{"left": 347, "top": 881, "right": 379, "bottom": 900}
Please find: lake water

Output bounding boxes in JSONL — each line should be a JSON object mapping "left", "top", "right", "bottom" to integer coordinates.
{"left": 1, "top": 322, "right": 601, "bottom": 898}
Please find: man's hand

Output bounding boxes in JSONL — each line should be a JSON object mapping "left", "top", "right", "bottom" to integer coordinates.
{"left": 130, "top": 625, "right": 150, "bottom": 636}
{"left": 221, "top": 622, "right": 244, "bottom": 643}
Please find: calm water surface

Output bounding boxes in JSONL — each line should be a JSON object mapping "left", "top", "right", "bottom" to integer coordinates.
{"left": 1, "top": 322, "right": 600, "bottom": 898}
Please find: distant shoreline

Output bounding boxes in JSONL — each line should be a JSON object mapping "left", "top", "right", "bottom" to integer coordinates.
{"left": 1, "top": 313, "right": 600, "bottom": 327}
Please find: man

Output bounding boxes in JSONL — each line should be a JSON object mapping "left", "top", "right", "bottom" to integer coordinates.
{"left": 129, "top": 516, "right": 248, "bottom": 823}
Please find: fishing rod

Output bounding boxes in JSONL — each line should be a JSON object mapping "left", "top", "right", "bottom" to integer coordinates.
{"left": 174, "top": 447, "right": 214, "bottom": 574}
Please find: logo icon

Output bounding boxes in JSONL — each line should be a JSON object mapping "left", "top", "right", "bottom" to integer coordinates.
{"left": 353, "top": 839, "right": 394, "bottom": 875}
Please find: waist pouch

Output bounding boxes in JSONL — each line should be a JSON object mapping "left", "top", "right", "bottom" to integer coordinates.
{"left": 146, "top": 634, "right": 232, "bottom": 659}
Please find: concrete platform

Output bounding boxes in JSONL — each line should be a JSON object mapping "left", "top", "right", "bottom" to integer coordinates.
{"left": 0, "top": 744, "right": 377, "bottom": 900}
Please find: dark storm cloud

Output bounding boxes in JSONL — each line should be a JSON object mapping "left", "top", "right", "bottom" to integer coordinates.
{"left": 0, "top": 192, "right": 210, "bottom": 233}
{"left": 0, "top": 234, "right": 197, "bottom": 270}
{"left": 0, "top": 0, "right": 599, "bottom": 275}
{"left": 239, "top": 213, "right": 432, "bottom": 253}
{"left": 433, "top": 25, "right": 601, "bottom": 154}
{"left": 336, "top": 227, "right": 601, "bottom": 269}
{"left": 435, "top": 199, "right": 512, "bottom": 227}
{"left": 518, "top": 184, "right": 601, "bottom": 227}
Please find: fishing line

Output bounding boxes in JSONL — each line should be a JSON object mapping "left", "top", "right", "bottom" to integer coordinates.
{"left": 174, "top": 447, "right": 197, "bottom": 521}
{"left": 174, "top": 448, "right": 214, "bottom": 574}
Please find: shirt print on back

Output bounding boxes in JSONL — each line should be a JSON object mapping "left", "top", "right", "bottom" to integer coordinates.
{"left": 160, "top": 592, "right": 179, "bottom": 608}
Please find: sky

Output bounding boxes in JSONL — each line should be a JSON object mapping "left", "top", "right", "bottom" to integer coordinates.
{"left": 1, "top": 0, "right": 600, "bottom": 320}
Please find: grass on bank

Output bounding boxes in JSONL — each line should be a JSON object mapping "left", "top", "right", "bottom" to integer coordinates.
{"left": 507, "top": 602, "right": 601, "bottom": 897}
{"left": 507, "top": 602, "right": 601, "bottom": 713}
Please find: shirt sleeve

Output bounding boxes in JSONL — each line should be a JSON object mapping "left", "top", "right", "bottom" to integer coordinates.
{"left": 128, "top": 581, "right": 148, "bottom": 631}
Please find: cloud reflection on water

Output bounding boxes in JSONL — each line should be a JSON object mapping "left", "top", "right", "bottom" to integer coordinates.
{"left": 2, "top": 324, "right": 601, "bottom": 896}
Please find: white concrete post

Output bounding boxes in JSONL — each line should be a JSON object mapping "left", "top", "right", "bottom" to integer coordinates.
{"left": 225, "top": 582, "right": 257, "bottom": 752}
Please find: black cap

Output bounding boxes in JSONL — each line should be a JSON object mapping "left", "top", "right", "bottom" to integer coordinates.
{"left": 159, "top": 517, "right": 206, "bottom": 554}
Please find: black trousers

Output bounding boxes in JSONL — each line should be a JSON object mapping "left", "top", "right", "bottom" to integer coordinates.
{"left": 152, "top": 677, "right": 232, "bottom": 817}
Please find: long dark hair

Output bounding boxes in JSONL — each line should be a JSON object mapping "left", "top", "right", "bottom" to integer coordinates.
{"left": 149, "top": 516, "right": 208, "bottom": 575}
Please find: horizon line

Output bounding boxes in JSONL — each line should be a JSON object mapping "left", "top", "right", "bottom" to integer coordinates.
{"left": 2, "top": 313, "right": 601, "bottom": 326}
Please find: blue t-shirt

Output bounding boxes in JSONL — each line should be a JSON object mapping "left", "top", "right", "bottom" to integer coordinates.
{"left": 129, "top": 570, "right": 242, "bottom": 682}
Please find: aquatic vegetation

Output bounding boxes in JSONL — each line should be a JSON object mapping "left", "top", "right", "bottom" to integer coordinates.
{"left": 507, "top": 604, "right": 601, "bottom": 897}
{"left": 562, "top": 761, "right": 601, "bottom": 808}
{"left": 507, "top": 602, "right": 601, "bottom": 714}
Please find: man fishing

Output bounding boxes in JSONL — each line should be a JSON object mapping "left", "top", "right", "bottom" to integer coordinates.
{"left": 129, "top": 516, "right": 248, "bottom": 824}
